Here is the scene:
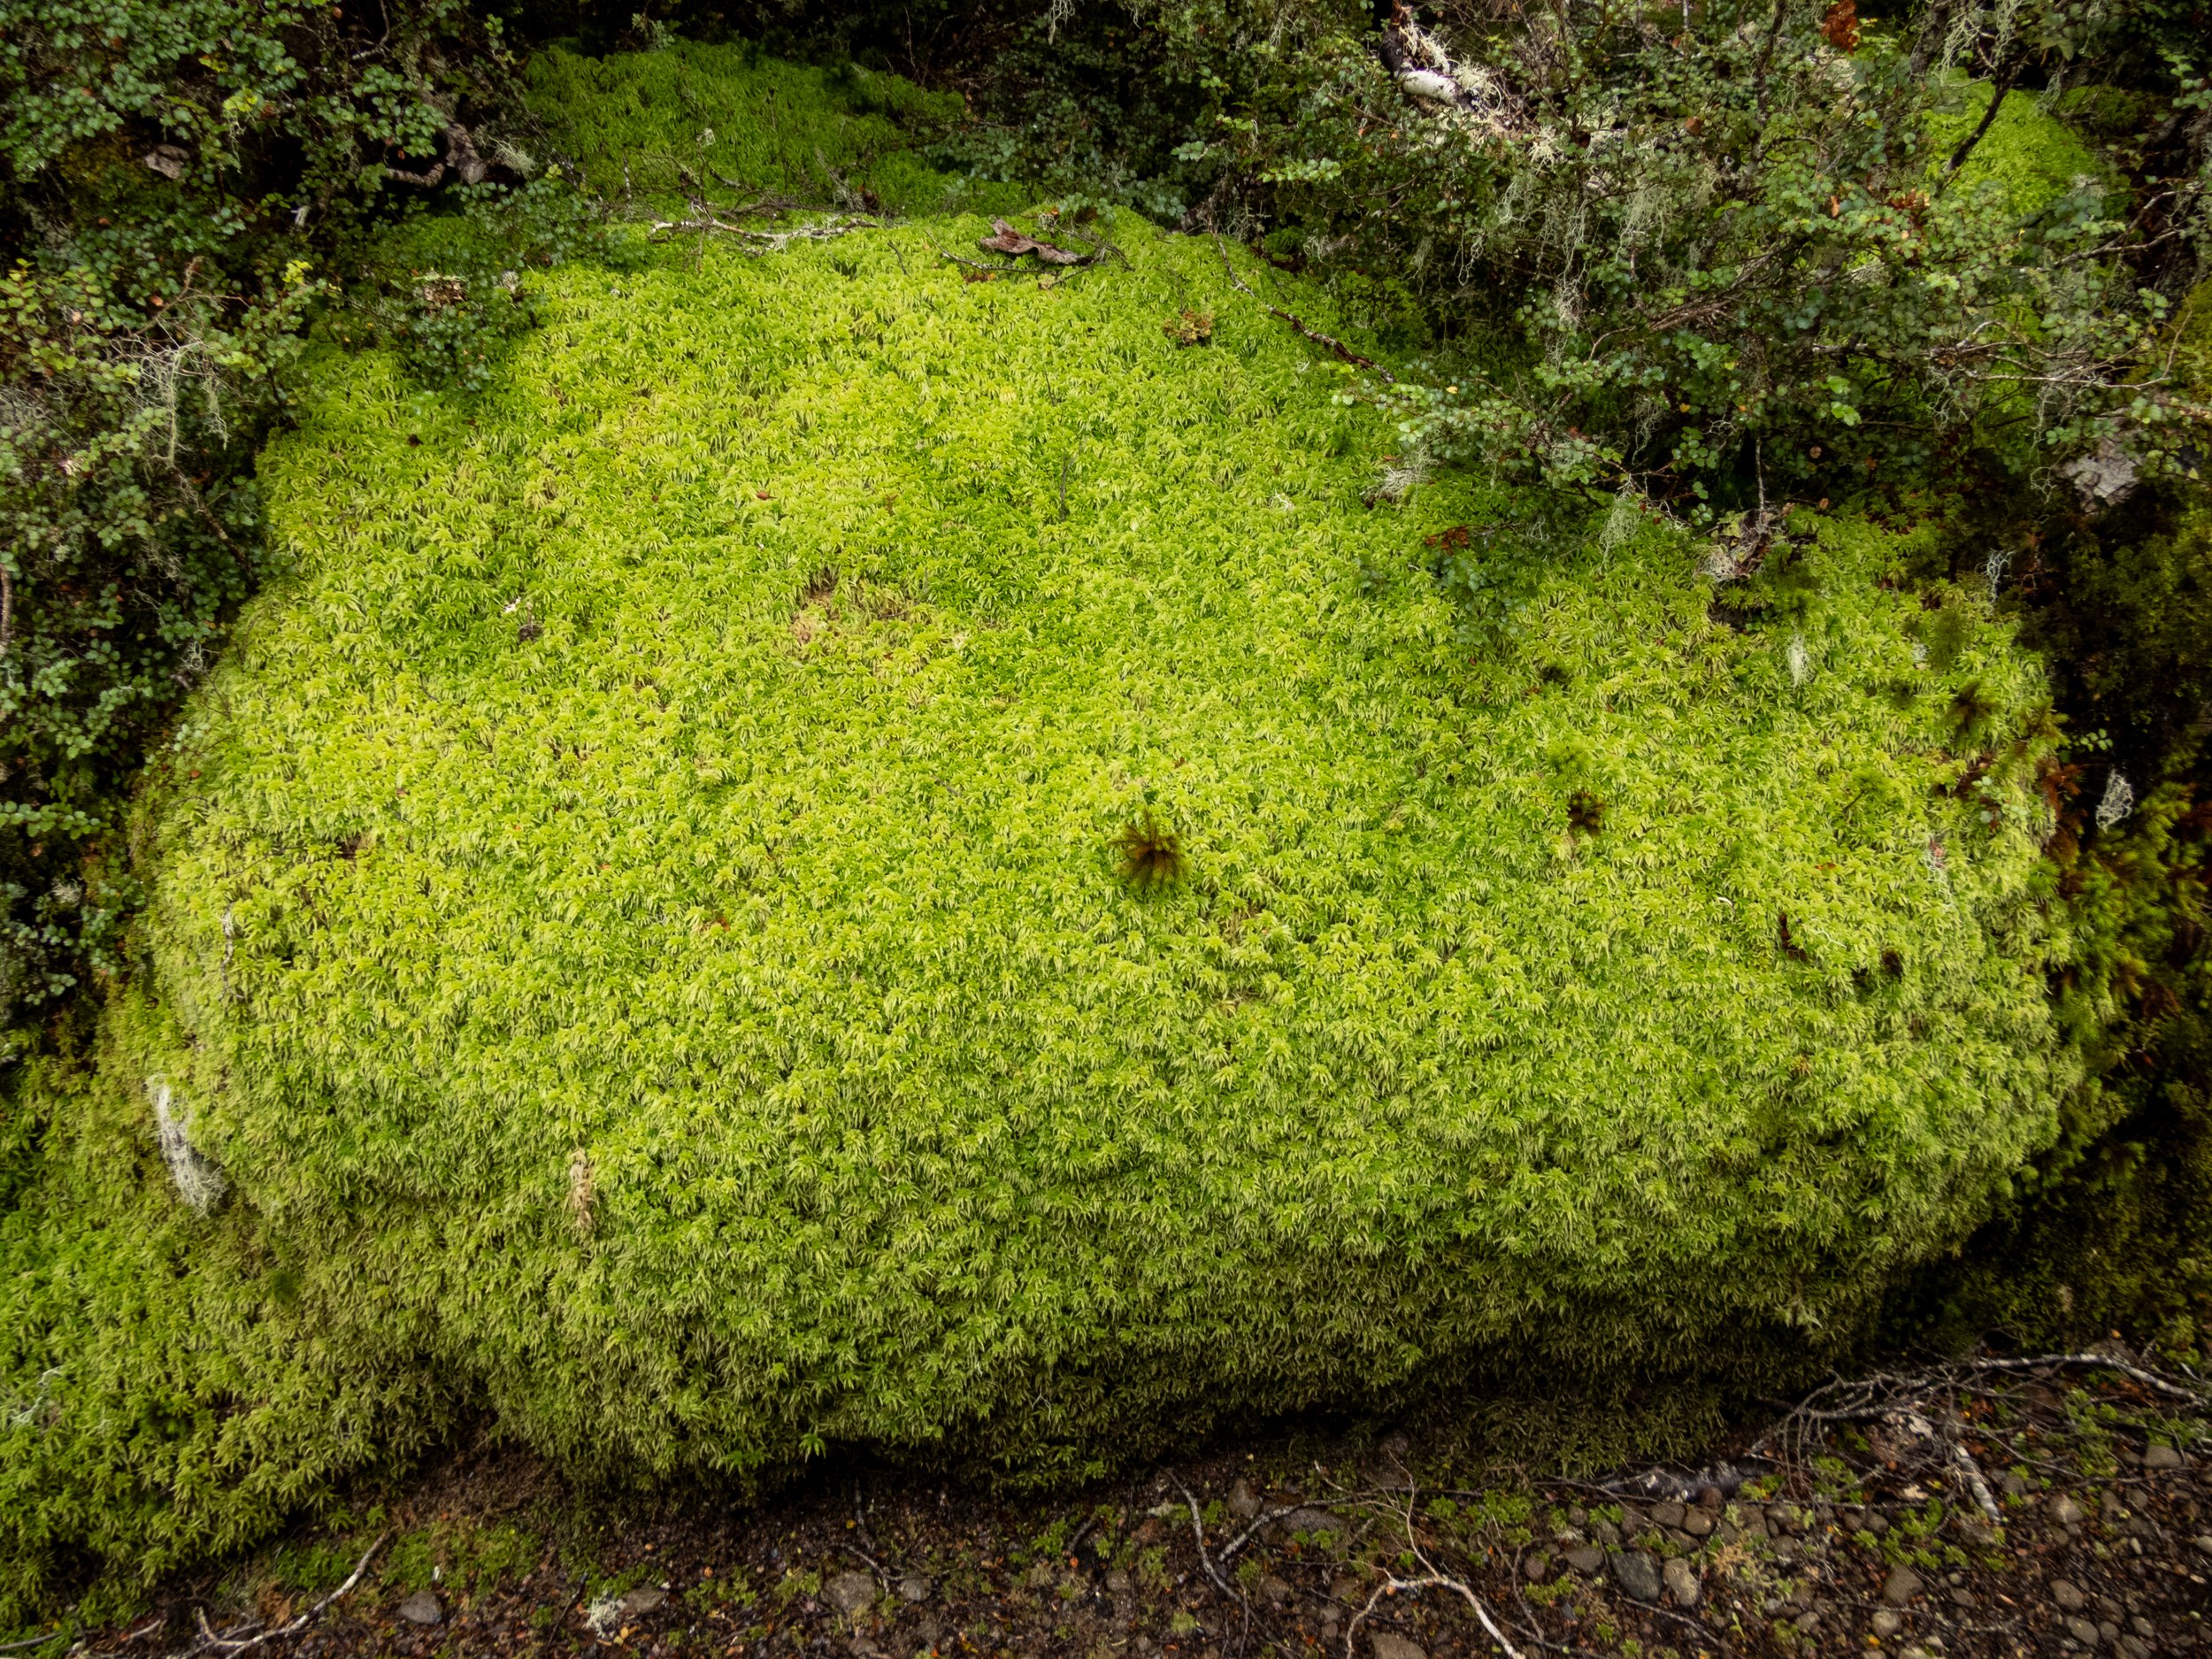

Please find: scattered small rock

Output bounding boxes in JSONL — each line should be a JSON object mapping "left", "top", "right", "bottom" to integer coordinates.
{"left": 1882, "top": 1564, "right": 1924, "bottom": 1607}
{"left": 1258, "top": 1575, "right": 1293, "bottom": 1607}
{"left": 1370, "top": 1633, "right": 1425, "bottom": 1659}
{"left": 2066, "top": 1614, "right": 2103, "bottom": 1647}
{"left": 826, "top": 1571, "right": 877, "bottom": 1618}
{"left": 1609, "top": 1550, "right": 1663, "bottom": 1603}
{"left": 2144, "top": 1443, "right": 2185, "bottom": 1472}
{"left": 619, "top": 1587, "right": 667, "bottom": 1617}
{"left": 1228, "top": 1478, "right": 1263, "bottom": 1518}
{"left": 1651, "top": 1501, "right": 1686, "bottom": 1529}
{"left": 897, "top": 1575, "right": 932, "bottom": 1604}
{"left": 1871, "top": 1609, "right": 1902, "bottom": 1638}
{"left": 1679, "top": 1508, "right": 1715, "bottom": 1538}
{"left": 1522, "top": 1549, "right": 1552, "bottom": 1582}
{"left": 1283, "top": 1507, "right": 1345, "bottom": 1537}
{"left": 1662, "top": 1556, "right": 1700, "bottom": 1608}
{"left": 1563, "top": 1544, "right": 1604, "bottom": 1575}
{"left": 396, "top": 1592, "right": 442, "bottom": 1627}
{"left": 2055, "top": 1578, "right": 2088, "bottom": 1611}
{"left": 2051, "top": 1494, "right": 2086, "bottom": 1526}
{"left": 1105, "top": 1570, "right": 1133, "bottom": 1594}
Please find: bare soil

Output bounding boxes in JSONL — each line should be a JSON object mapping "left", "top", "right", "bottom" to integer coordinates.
{"left": 49, "top": 1348, "right": 2212, "bottom": 1659}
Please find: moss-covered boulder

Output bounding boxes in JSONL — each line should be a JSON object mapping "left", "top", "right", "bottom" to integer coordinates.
{"left": 81, "top": 214, "right": 2073, "bottom": 1476}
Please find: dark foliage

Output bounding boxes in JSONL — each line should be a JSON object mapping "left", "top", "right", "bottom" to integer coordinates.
{"left": 0, "top": 0, "right": 591, "bottom": 1048}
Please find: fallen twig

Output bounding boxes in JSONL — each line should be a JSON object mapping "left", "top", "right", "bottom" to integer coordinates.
{"left": 1168, "top": 1474, "right": 1248, "bottom": 1607}
{"left": 1957, "top": 1351, "right": 2209, "bottom": 1406}
{"left": 1213, "top": 236, "right": 1396, "bottom": 384}
{"left": 0, "top": 1629, "right": 71, "bottom": 1654}
{"left": 645, "top": 212, "right": 879, "bottom": 254}
{"left": 173, "top": 1532, "right": 388, "bottom": 1657}
{"left": 1346, "top": 1572, "right": 1525, "bottom": 1659}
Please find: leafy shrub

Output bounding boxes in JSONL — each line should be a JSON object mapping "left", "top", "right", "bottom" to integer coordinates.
{"left": 0, "top": 0, "right": 526, "bottom": 1048}
{"left": 1185, "top": 0, "right": 2202, "bottom": 508}
{"left": 0, "top": 217, "right": 2078, "bottom": 1608}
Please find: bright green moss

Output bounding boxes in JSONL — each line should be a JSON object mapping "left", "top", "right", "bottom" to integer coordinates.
{"left": 523, "top": 42, "right": 988, "bottom": 215}
{"left": 61, "top": 219, "right": 2068, "bottom": 1470}
{"left": 1930, "top": 77, "right": 2106, "bottom": 216}
{"left": 0, "top": 56, "right": 2085, "bottom": 1617}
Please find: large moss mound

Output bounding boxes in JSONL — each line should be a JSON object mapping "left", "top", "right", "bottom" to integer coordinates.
{"left": 126, "top": 227, "right": 2068, "bottom": 1442}
{"left": 0, "top": 49, "right": 2080, "bottom": 1610}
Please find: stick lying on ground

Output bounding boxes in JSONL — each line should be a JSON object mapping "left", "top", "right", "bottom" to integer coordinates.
{"left": 1214, "top": 236, "right": 1397, "bottom": 384}
{"left": 646, "top": 206, "right": 879, "bottom": 253}
{"left": 171, "top": 1533, "right": 388, "bottom": 1658}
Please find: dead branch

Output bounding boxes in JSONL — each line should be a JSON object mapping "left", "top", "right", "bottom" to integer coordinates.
{"left": 0, "top": 1628, "right": 72, "bottom": 1654}
{"left": 1213, "top": 236, "right": 1397, "bottom": 384}
{"left": 1168, "top": 1474, "right": 1248, "bottom": 1607}
{"left": 1217, "top": 1504, "right": 1302, "bottom": 1563}
{"left": 173, "top": 1532, "right": 387, "bottom": 1658}
{"left": 644, "top": 213, "right": 879, "bottom": 254}
{"left": 1955, "top": 1352, "right": 2209, "bottom": 1406}
{"left": 1346, "top": 1572, "right": 1525, "bottom": 1659}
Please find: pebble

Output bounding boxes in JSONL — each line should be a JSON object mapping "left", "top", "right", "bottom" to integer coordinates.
{"left": 1563, "top": 1545, "right": 1604, "bottom": 1575}
{"left": 1259, "top": 1575, "right": 1294, "bottom": 1607}
{"left": 1882, "top": 1564, "right": 1924, "bottom": 1607}
{"left": 2144, "top": 1442, "right": 2185, "bottom": 1471}
{"left": 1651, "top": 1501, "right": 1686, "bottom": 1529}
{"left": 1679, "top": 1508, "right": 1715, "bottom": 1538}
{"left": 1105, "top": 1570, "right": 1133, "bottom": 1594}
{"left": 1661, "top": 1557, "right": 1700, "bottom": 1608}
{"left": 619, "top": 1588, "right": 667, "bottom": 1617}
{"left": 2066, "top": 1614, "right": 2102, "bottom": 1646}
{"left": 1229, "top": 1479, "right": 1262, "bottom": 1518}
{"left": 2050, "top": 1494, "right": 2085, "bottom": 1526}
{"left": 1283, "top": 1507, "right": 1345, "bottom": 1537}
{"left": 1609, "top": 1550, "right": 1663, "bottom": 1603}
{"left": 1370, "top": 1635, "right": 1426, "bottom": 1659}
{"left": 1522, "top": 1549, "right": 1552, "bottom": 1582}
{"left": 1870, "top": 1609, "right": 1902, "bottom": 1639}
{"left": 2054, "top": 1578, "right": 2087, "bottom": 1611}
{"left": 396, "top": 1592, "right": 442, "bottom": 1626}
{"left": 826, "top": 1571, "right": 877, "bottom": 1617}
{"left": 897, "top": 1575, "right": 932, "bottom": 1604}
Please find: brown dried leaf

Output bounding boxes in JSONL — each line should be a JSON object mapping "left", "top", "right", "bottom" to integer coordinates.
{"left": 978, "top": 219, "right": 1039, "bottom": 255}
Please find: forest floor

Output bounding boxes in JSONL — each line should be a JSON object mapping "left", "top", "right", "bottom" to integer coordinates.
{"left": 56, "top": 1346, "right": 2212, "bottom": 1659}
